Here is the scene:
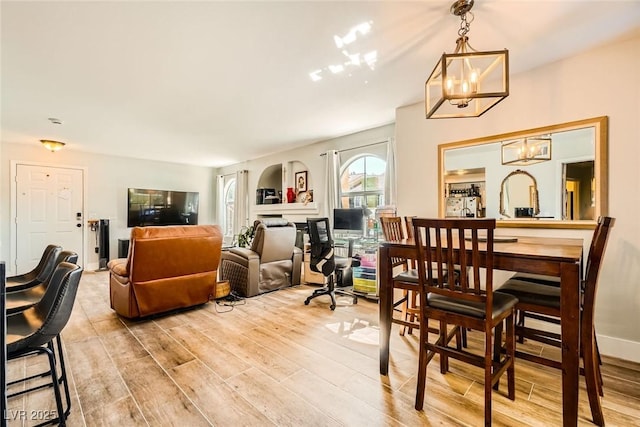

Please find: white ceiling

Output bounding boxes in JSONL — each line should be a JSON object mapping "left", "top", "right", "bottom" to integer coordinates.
{"left": 2, "top": 1, "right": 639, "bottom": 167}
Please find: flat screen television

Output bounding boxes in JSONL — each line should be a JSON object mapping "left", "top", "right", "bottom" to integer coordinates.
{"left": 127, "top": 188, "right": 199, "bottom": 227}
{"left": 333, "top": 208, "right": 365, "bottom": 235}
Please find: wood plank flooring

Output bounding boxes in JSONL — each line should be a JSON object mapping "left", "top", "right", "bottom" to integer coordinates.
{"left": 6, "top": 270, "right": 640, "bottom": 426}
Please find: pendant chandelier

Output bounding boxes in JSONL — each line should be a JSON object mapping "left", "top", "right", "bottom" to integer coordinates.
{"left": 425, "top": 0, "right": 509, "bottom": 119}
{"left": 501, "top": 135, "right": 552, "bottom": 166}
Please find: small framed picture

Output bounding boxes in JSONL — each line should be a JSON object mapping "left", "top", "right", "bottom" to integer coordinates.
{"left": 295, "top": 171, "right": 307, "bottom": 192}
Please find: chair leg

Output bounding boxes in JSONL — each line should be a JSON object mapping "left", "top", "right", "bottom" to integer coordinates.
{"left": 484, "top": 327, "right": 493, "bottom": 427}
{"left": 506, "top": 312, "right": 516, "bottom": 400}
{"left": 517, "top": 310, "right": 526, "bottom": 343}
{"left": 492, "top": 321, "right": 503, "bottom": 391}
{"left": 583, "top": 327, "right": 605, "bottom": 426}
{"left": 399, "top": 289, "right": 409, "bottom": 336}
{"left": 304, "top": 274, "right": 338, "bottom": 310}
{"left": 55, "top": 336, "right": 72, "bottom": 418}
{"left": 415, "top": 317, "right": 429, "bottom": 410}
{"left": 439, "top": 320, "right": 448, "bottom": 374}
{"left": 406, "top": 290, "right": 418, "bottom": 335}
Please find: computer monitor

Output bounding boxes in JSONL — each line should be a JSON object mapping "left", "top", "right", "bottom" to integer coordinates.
{"left": 333, "top": 208, "right": 365, "bottom": 236}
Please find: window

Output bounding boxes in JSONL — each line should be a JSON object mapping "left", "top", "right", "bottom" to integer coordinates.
{"left": 223, "top": 178, "right": 236, "bottom": 238}
{"left": 339, "top": 155, "right": 385, "bottom": 211}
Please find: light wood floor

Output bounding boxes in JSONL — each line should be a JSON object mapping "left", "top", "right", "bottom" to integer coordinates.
{"left": 6, "top": 270, "right": 640, "bottom": 426}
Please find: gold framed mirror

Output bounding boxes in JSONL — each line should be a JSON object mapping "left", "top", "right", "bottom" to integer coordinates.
{"left": 438, "top": 116, "right": 608, "bottom": 229}
{"left": 499, "top": 170, "right": 540, "bottom": 218}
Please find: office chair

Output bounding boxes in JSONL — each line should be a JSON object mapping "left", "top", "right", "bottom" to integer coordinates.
{"left": 304, "top": 217, "right": 357, "bottom": 310}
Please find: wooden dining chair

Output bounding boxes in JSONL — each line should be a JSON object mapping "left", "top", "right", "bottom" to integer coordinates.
{"left": 379, "top": 216, "right": 420, "bottom": 335}
{"left": 495, "top": 216, "right": 614, "bottom": 426}
{"left": 412, "top": 218, "right": 517, "bottom": 427}
{"left": 404, "top": 216, "right": 415, "bottom": 240}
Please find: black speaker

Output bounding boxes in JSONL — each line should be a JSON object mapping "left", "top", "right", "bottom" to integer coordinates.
{"left": 98, "top": 219, "right": 110, "bottom": 270}
{"left": 118, "top": 239, "right": 130, "bottom": 259}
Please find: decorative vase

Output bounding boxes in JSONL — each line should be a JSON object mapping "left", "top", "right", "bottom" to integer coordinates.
{"left": 286, "top": 187, "right": 296, "bottom": 203}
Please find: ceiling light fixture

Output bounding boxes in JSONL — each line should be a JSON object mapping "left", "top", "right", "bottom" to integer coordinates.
{"left": 40, "top": 139, "right": 66, "bottom": 152}
{"left": 501, "top": 136, "right": 552, "bottom": 166}
{"left": 425, "top": 0, "right": 509, "bottom": 119}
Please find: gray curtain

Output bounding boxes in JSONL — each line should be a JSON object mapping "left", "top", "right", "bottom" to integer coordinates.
{"left": 384, "top": 137, "right": 397, "bottom": 207}
{"left": 324, "top": 150, "right": 340, "bottom": 228}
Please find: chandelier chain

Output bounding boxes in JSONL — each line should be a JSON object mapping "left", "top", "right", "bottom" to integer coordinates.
{"left": 457, "top": 11, "right": 474, "bottom": 37}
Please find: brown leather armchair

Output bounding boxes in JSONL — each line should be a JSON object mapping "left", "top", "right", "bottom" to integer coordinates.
{"left": 108, "top": 225, "right": 223, "bottom": 318}
{"left": 220, "top": 218, "right": 302, "bottom": 297}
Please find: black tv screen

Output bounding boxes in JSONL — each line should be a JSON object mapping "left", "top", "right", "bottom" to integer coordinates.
{"left": 127, "top": 188, "right": 199, "bottom": 227}
{"left": 333, "top": 208, "right": 365, "bottom": 233}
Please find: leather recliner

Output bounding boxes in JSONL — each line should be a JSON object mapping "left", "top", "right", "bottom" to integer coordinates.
{"left": 220, "top": 219, "right": 302, "bottom": 297}
{"left": 108, "top": 225, "right": 223, "bottom": 318}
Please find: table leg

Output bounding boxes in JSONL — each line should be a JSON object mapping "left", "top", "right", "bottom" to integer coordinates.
{"left": 561, "top": 261, "right": 581, "bottom": 427}
{"left": 379, "top": 246, "right": 392, "bottom": 375}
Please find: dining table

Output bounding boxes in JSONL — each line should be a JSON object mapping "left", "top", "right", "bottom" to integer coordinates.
{"left": 378, "top": 235, "right": 585, "bottom": 427}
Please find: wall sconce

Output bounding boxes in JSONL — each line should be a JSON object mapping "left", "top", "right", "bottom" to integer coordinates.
{"left": 40, "top": 140, "right": 66, "bottom": 152}
{"left": 425, "top": 0, "right": 509, "bottom": 119}
{"left": 501, "top": 136, "right": 552, "bottom": 166}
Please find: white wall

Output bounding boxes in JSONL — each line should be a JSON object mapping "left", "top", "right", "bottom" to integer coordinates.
{"left": 0, "top": 144, "right": 216, "bottom": 271}
{"left": 396, "top": 30, "right": 640, "bottom": 361}
{"left": 218, "top": 123, "right": 395, "bottom": 225}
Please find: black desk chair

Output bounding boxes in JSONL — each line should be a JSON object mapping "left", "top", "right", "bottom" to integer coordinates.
{"left": 304, "top": 217, "right": 357, "bottom": 310}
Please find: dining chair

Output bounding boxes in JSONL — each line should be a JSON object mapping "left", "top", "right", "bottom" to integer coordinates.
{"left": 6, "top": 262, "right": 83, "bottom": 426}
{"left": 495, "top": 216, "right": 614, "bottom": 426}
{"left": 6, "top": 250, "right": 78, "bottom": 314}
{"left": 412, "top": 218, "right": 517, "bottom": 427}
{"left": 404, "top": 216, "right": 415, "bottom": 240}
{"left": 379, "top": 216, "right": 419, "bottom": 335}
{"left": 5, "top": 244, "right": 61, "bottom": 292}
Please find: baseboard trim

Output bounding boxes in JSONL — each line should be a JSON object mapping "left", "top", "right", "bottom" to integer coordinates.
{"left": 596, "top": 334, "right": 640, "bottom": 364}
{"left": 523, "top": 318, "right": 640, "bottom": 364}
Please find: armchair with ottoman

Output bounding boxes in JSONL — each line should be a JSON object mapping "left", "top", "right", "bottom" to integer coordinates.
{"left": 220, "top": 218, "right": 302, "bottom": 297}
{"left": 108, "top": 225, "right": 223, "bottom": 319}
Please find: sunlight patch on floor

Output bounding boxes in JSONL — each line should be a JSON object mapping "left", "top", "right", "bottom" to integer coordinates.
{"left": 324, "top": 319, "right": 379, "bottom": 345}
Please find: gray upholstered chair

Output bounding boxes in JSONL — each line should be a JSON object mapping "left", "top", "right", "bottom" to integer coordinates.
{"left": 220, "top": 218, "right": 302, "bottom": 297}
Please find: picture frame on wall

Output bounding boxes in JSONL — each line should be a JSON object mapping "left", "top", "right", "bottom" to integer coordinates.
{"left": 295, "top": 171, "right": 307, "bottom": 192}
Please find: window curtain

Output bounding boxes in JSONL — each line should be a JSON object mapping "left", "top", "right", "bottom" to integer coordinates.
{"left": 216, "top": 175, "right": 225, "bottom": 227}
{"left": 324, "top": 150, "right": 340, "bottom": 228}
{"left": 384, "top": 137, "right": 397, "bottom": 207}
{"left": 234, "top": 170, "right": 249, "bottom": 234}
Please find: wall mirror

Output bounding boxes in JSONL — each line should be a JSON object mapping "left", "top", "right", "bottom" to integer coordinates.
{"left": 438, "top": 116, "right": 608, "bottom": 229}
{"left": 499, "top": 170, "right": 539, "bottom": 218}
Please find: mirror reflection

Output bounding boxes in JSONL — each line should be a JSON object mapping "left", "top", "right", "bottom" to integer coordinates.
{"left": 439, "top": 116, "right": 607, "bottom": 228}
{"left": 499, "top": 170, "right": 539, "bottom": 218}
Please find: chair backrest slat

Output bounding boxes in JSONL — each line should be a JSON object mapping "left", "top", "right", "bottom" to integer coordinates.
{"left": 380, "top": 216, "right": 408, "bottom": 269}
{"left": 404, "top": 216, "right": 415, "bottom": 240}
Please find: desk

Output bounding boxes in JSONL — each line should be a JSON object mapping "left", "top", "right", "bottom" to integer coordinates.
{"left": 379, "top": 236, "right": 584, "bottom": 427}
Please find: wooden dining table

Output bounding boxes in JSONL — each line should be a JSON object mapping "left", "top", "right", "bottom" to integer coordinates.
{"left": 378, "top": 236, "right": 585, "bottom": 427}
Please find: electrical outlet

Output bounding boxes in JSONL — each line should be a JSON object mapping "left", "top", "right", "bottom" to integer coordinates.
{"left": 95, "top": 247, "right": 99, "bottom": 253}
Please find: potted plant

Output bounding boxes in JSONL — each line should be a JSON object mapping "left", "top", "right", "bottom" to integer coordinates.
{"left": 236, "top": 225, "right": 255, "bottom": 248}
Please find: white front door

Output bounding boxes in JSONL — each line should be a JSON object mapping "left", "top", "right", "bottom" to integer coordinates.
{"left": 15, "top": 164, "right": 84, "bottom": 273}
